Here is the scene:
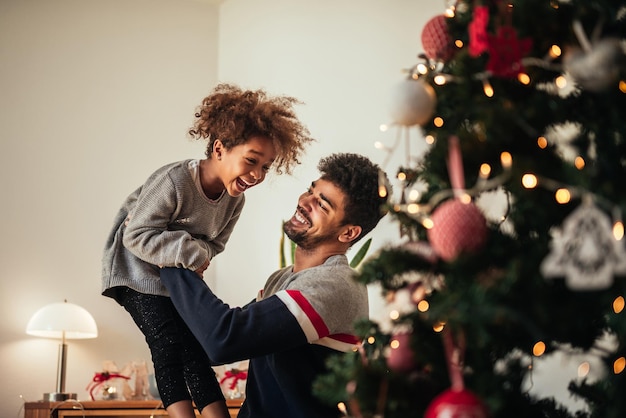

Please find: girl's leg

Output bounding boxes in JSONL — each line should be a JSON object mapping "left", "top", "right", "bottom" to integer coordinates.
{"left": 166, "top": 400, "right": 198, "bottom": 418}
{"left": 199, "top": 400, "right": 230, "bottom": 418}
{"left": 172, "top": 308, "right": 229, "bottom": 418}
{"left": 116, "top": 287, "right": 195, "bottom": 417}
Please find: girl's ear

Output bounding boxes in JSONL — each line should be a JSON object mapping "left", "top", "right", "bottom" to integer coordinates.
{"left": 338, "top": 225, "right": 362, "bottom": 244}
{"left": 212, "top": 139, "right": 224, "bottom": 160}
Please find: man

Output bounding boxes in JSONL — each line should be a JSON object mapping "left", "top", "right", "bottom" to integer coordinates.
{"left": 161, "top": 153, "right": 390, "bottom": 418}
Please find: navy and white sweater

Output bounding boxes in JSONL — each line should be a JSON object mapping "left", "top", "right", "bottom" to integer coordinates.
{"left": 160, "top": 254, "right": 369, "bottom": 418}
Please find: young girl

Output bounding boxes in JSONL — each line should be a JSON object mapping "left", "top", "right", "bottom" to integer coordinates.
{"left": 101, "top": 83, "right": 314, "bottom": 418}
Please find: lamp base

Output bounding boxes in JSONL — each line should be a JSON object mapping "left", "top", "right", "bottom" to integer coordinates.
{"left": 43, "top": 392, "right": 77, "bottom": 402}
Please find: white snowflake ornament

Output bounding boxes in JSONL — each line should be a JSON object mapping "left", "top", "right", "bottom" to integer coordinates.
{"left": 541, "top": 200, "right": 626, "bottom": 291}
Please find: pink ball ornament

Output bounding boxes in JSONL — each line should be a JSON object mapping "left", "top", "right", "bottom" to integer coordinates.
{"left": 387, "top": 331, "right": 417, "bottom": 373}
{"left": 421, "top": 14, "right": 455, "bottom": 62}
{"left": 427, "top": 199, "right": 488, "bottom": 261}
{"left": 425, "top": 388, "right": 489, "bottom": 418}
{"left": 389, "top": 78, "right": 437, "bottom": 127}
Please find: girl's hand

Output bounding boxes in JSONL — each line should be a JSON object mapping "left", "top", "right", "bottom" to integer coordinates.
{"left": 195, "top": 259, "right": 210, "bottom": 277}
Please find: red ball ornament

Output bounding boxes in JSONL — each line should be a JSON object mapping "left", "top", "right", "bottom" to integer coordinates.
{"left": 421, "top": 14, "right": 455, "bottom": 62}
{"left": 387, "top": 332, "right": 417, "bottom": 373}
{"left": 427, "top": 199, "right": 488, "bottom": 261}
{"left": 425, "top": 388, "right": 489, "bottom": 418}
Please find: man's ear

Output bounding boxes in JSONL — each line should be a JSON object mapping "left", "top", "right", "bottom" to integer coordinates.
{"left": 338, "top": 225, "right": 362, "bottom": 244}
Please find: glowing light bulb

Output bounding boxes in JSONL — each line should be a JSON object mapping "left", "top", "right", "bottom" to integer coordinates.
{"left": 537, "top": 136, "right": 548, "bottom": 149}
{"left": 367, "top": 336, "right": 375, "bottom": 344}
{"left": 555, "top": 188, "right": 571, "bottom": 204}
{"left": 425, "top": 135, "right": 435, "bottom": 144}
{"left": 417, "top": 63, "right": 428, "bottom": 74}
{"left": 614, "top": 357, "right": 626, "bottom": 374}
{"left": 522, "top": 174, "right": 538, "bottom": 189}
{"left": 390, "top": 338, "right": 401, "bottom": 349}
{"left": 434, "top": 117, "right": 444, "bottom": 127}
{"left": 434, "top": 75, "right": 447, "bottom": 85}
{"left": 389, "top": 310, "right": 400, "bottom": 320}
{"left": 518, "top": 73, "right": 531, "bottom": 85}
{"left": 613, "top": 221, "right": 624, "bottom": 240}
{"left": 433, "top": 322, "right": 445, "bottom": 332}
{"left": 483, "top": 80, "right": 494, "bottom": 97}
{"left": 533, "top": 341, "right": 546, "bottom": 356}
{"left": 479, "top": 163, "right": 492, "bottom": 179}
{"left": 556, "top": 75, "right": 567, "bottom": 89}
{"left": 578, "top": 362, "right": 590, "bottom": 378}
{"left": 397, "top": 172, "right": 407, "bottom": 181}
{"left": 574, "top": 156, "right": 585, "bottom": 169}
{"left": 417, "top": 300, "right": 429, "bottom": 312}
{"left": 422, "top": 218, "right": 434, "bottom": 229}
{"left": 455, "top": 39, "right": 464, "bottom": 48}
{"left": 500, "top": 152, "right": 512, "bottom": 168}
{"left": 407, "top": 203, "right": 420, "bottom": 214}
{"left": 613, "top": 296, "right": 625, "bottom": 314}
{"left": 549, "top": 45, "right": 562, "bottom": 58}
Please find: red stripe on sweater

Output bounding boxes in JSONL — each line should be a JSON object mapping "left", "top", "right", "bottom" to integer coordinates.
{"left": 285, "top": 289, "right": 329, "bottom": 338}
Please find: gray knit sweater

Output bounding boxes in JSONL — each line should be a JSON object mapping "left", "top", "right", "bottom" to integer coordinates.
{"left": 101, "top": 159, "right": 245, "bottom": 298}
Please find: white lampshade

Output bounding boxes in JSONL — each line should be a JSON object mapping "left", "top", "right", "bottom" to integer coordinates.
{"left": 26, "top": 300, "right": 98, "bottom": 401}
{"left": 26, "top": 301, "right": 98, "bottom": 339}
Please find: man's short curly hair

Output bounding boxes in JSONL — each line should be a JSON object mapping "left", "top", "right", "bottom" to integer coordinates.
{"left": 318, "top": 153, "right": 390, "bottom": 242}
{"left": 188, "top": 83, "right": 315, "bottom": 175}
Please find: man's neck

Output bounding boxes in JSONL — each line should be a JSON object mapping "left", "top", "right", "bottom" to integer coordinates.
{"left": 292, "top": 245, "right": 347, "bottom": 273}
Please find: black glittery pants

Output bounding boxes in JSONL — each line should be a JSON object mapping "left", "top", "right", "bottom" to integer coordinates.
{"left": 115, "top": 287, "right": 225, "bottom": 411}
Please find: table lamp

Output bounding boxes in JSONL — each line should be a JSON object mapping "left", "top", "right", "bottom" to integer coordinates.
{"left": 26, "top": 300, "right": 98, "bottom": 401}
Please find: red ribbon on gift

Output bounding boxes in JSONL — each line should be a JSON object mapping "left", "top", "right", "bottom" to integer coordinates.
{"left": 86, "top": 372, "right": 131, "bottom": 400}
{"left": 219, "top": 369, "right": 248, "bottom": 390}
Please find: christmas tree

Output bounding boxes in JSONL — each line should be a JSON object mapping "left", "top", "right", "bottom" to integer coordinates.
{"left": 313, "top": 1, "right": 626, "bottom": 417}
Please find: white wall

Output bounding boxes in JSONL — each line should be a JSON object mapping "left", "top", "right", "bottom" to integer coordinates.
{"left": 0, "top": 0, "right": 219, "bottom": 415}
{"left": 0, "top": 0, "right": 442, "bottom": 416}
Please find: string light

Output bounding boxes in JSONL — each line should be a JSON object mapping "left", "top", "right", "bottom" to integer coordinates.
{"left": 455, "top": 39, "right": 464, "bottom": 48}
{"left": 614, "top": 357, "right": 626, "bottom": 374}
{"left": 620, "top": 81, "right": 626, "bottom": 93}
{"left": 533, "top": 341, "right": 546, "bottom": 356}
{"left": 614, "top": 221, "right": 624, "bottom": 240}
{"left": 390, "top": 338, "right": 401, "bottom": 349}
{"left": 434, "top": 74, "right": 448, "bottom": 85}
{"left": 537, "top": 136, "right": 548, "bottom": 148}
{"left": 433, "top": 117, "right": 444, "bottom": 127}
{"left": 417, "top": 300, "right": 429, "bottom": 312}
{"left": 555, "top": 188, "right": 571, "bottom": 204}
{"left": 483, "top": 79, "right": 494, "bottom": 97}
{"left": 518, "top": 73, "right": 531, "bottom": 85}
{"left": 522, "top": 174, "right": 538, "bottom": 189}
{"left": 555, "top": 75, "right": 568, "bottom": 89}
{"left": 574, "top": 156, "right": 585, "bottom": 169}
{"left": 548, "top": 44, "right": 562, "bottom": 59}
{"left": 577, "top": 362, "right": 590, "bottom": 378}
{"left": 433, "top": 322, "right": 445, "bottom": 332}
{"left": 613, "top": 296, "right": 625, "bottom": 314}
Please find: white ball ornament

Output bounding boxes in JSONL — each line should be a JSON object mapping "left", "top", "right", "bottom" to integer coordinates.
{"left": 389, "top": 78, "right": 437, "bottom": 127}
{"left": 563, "top": 37, "right": 624, "bottom": 92}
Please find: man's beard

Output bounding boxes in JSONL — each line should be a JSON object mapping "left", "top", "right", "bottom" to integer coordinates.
{"left": 283, "top": 221, "right": 331, "bottom": 251}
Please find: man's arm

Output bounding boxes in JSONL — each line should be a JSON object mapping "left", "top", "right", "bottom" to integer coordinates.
{"left": 160, "top": 267, "right": 308, "bottom": 363}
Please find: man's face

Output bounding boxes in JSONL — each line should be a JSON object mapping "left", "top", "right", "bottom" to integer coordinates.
{"left": 283, "top": 178, "right": 347, "bottom": 250}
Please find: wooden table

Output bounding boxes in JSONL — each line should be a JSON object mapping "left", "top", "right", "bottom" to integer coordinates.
{"left": 24, "top": 399, "right": 243, "bottom": 418}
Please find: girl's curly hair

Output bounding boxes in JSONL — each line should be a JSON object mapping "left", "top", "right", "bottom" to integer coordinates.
{"left": 188, "top": 83, "right": 315, "bottom": 175}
